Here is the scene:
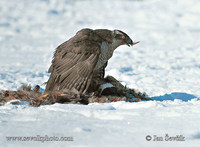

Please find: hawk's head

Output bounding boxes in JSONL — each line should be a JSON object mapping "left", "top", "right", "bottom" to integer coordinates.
{"left": 112, "top": 30, "right": 139, "bottom": 48}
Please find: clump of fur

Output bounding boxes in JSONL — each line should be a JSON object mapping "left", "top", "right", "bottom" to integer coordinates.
{"left": 0, "top": 76, "right": 151, "bottom": 106}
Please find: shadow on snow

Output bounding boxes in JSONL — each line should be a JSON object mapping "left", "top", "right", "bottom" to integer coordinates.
{"left": 150, "top": 92, "right": 198, "bottom": 102}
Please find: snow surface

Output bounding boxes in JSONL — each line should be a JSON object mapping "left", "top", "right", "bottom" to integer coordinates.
{"left": 0, "top": 0, "right": 200, "bottom": 146}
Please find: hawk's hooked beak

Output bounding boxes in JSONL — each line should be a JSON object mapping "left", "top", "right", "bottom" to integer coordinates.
{"left": 127, "top": 39, "right": 140, "bottom": 47}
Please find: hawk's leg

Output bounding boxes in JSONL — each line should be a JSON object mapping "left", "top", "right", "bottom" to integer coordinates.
{"left": 87, "top": 62, "right": 125, "bottom": 96}
{"left": 97, "top": 76, "right": 125, "bottom": 96}
{"left": 87, "top": 62, "right": 108, "bottom": 94}
{"left": 88, "top": 75, "right": 125, "bottom": 96}
{"left": 98, "top": 83, "right": 115, "bottom": 96}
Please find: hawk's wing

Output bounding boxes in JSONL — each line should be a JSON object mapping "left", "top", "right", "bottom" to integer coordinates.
{"left": 46, "top": 29, "right": 102, "bottom": 94}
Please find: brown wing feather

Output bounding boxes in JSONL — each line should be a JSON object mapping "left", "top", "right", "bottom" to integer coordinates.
{"left": 45, "top": 29, "right": 102, "bottom": 94}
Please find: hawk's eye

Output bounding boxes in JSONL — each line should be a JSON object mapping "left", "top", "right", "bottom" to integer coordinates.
{"left": 121, "top": 35, "right": 125, "bottom": 39}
